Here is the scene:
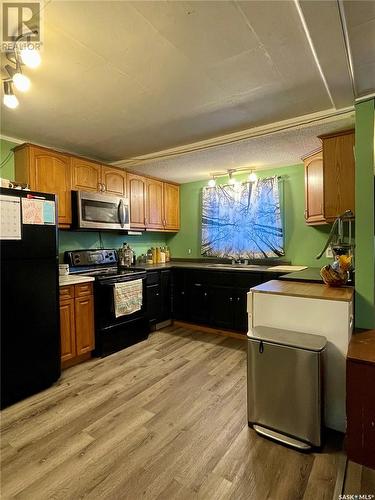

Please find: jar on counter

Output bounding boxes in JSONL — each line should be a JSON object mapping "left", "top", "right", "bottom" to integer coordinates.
{"left": 146, "top": 249, "right": 153, "bottom": 264}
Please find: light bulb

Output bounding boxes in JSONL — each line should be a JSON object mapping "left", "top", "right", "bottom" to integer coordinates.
{"left": 3, "top": 93, "right": 19, "bottom": 109}
{"left": 208, "top": 178, "right": 216, "bottom": 187}
{"left": 248, "top": 171, "right": 257, "bottom": 183}
{"left": 13, "top": 72, "right": 30, "bottom": 92}
{"left": 20, "top": 48, "right": 41, "bottom": 68}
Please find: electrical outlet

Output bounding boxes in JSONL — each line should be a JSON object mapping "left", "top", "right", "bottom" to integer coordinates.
{"left": 188, "top": 248, "right": 192, "bottom": 255}
{"left": 326, "top": 247, "right": 333, "bottom": 258}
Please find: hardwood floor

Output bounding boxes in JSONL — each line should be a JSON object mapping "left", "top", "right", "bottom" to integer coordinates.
{"left": 0, "top": 325, "right": 372, "bottom": 499}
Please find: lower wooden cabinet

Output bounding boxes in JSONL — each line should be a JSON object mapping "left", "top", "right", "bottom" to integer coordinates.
{"left": 59, "top": 282, "right": 95, "bottom": 368}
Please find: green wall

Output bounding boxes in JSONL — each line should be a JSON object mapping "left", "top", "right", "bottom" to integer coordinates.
{"left": 0, "top": 138, "right": 167, "bottom": 261}
{"left": 168, "top": 165, "right": 332, "bottom": 267}
{"left": 354, "top": 99, "right": 375, "bottom": 329}
{"left": 0, "top": 138, "right": 16, "bottom": 180}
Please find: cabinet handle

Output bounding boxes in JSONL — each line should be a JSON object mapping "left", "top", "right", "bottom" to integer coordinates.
{"left": 102, "top": 183, "right": 106, "bottom": 192}
{"left": 237, "top": 297, "right": 240, "bottom": 302}
{"left": 98, "top": 182, "right": 102, "bottom": 191}
{"left": 181, "top": 291, "right": 185, "bottom": 295}
{"left": 144, "top": 217, "right": 147, "bottom": 225}
{"left": 229, "top": 297, "right": 233, "bottom": 302}
{"left": 204, "top": 292, "right": 207, "bottom": 297}
{"left": 156, "top": 293, "right": 159, "bottom": 296}
{"left": 194, "top": 283, "right": 202, "bottom": 287}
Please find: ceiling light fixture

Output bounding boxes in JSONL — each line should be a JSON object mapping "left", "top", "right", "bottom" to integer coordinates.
{"left": 248, "top": 170, "right": 257, "bottom": 183}
{"left": 207, "top": 175, "right": 216, "bottom": 188}
{"left": 19, "top": 47, "right": 41, "bottom": 69}
{"left": 5, "top": 64, "right": 30, "bottom": 92}
{"left": 3, "top": 81, "right": 19, "bottom": 109}
{"left": 228, "top": 169, "right": 237, "bottom": 185}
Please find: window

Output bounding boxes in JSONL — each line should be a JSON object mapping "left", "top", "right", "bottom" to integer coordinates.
{"left": 201, "top": 176, "right": 284, "bottom": 259}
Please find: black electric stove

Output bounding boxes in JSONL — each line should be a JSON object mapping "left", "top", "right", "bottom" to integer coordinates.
{"left": 65, "top": 249, "right": 149, "bottom": 357}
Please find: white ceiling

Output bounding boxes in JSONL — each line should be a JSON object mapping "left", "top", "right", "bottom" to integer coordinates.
{"left": 0, "top": 0, "right": 373, "bottom": 183}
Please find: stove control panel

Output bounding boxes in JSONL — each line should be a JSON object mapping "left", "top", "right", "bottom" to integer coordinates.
{"left": 65, "top": 249, "right": 118, "bottom": 267}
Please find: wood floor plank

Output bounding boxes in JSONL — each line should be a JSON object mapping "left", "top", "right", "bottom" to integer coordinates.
{"left": 1, "top": 326, "right": 345, "bottom": 500}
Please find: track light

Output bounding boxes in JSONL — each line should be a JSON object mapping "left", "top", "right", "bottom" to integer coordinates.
{"left": 228, "top": 170, "right": 237, "bottom": 185}
{"left": 20, "top": 47, "right": 41, "bottom": 68}
{"left": 3, "top": 81, "right": 19, "bottom": 109}
{"left": 248, "top": 170, "right": 257, "bottom": 183}
{"left": 207, "top": 175, "right": 216, "bottom": 187}
{"left": 5, "top": 64, "right": 30, "bottom": 92}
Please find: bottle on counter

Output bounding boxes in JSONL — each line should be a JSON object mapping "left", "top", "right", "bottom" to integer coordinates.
{"left": 165, "top": 246, "right": 170, "bottom": 262}
{"left": 156, "top": 247, "right": 161, "bottom": 263}
{"left": 151, "top": 247, "right": 156, "bottom": 264}
{"left": 147, "top": 248, "right": 153, "bottom": 264}
{"left": 160, "top": 246, "right": 166, "bottom": 263}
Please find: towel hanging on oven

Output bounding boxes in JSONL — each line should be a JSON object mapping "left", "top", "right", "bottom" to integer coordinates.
{"left": 113, "top": 279, "right": 143, "bottom": 318}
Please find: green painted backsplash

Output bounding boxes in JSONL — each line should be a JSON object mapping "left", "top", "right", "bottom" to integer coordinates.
{"left": 59, "top": 230, "right": 168, "bottom": 262}
{"left": 167, "top": 165, "right": 332, "bottom": 268}
{"left": 0, "top": 138, "right": 16, "bottom": 181}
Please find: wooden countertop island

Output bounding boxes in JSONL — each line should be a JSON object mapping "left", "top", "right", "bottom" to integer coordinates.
{"left": 251, "top": 279, "right": 354, "bottom": 302}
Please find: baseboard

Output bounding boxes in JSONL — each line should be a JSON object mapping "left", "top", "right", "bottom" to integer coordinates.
{"left": 173, "top": 321, "right": 246, "bottom": 340}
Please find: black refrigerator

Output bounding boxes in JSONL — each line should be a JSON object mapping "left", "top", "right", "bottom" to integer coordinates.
{"left": 0, "top": 187, "right": 61, "bottom": 408}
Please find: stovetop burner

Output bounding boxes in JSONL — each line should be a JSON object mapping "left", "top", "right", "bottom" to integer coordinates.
{"left": 71, "top": 266, "right": 146, "bottom": 280}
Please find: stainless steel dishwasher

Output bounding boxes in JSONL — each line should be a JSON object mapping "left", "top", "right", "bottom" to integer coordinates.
{"left": 247, "top": 326, "right": 327, "bottom": 450}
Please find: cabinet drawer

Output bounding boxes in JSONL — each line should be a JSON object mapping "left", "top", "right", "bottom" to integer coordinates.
{"left": 146, "top": 271, "right": 160, "bottom": 285}
{"left": 60, "top": 285, "right": 74, "bottom": 300}
{"left": 75, "top": 282, "right": 93, "bottom": 297}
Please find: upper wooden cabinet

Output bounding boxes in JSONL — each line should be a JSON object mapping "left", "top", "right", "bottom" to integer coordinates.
{"left": 71, "top": 157, "right": 101, "bottom": 192}
{"left": 71, "top": 158, "right": 127, "bottom": 196}
{"left": 101, "top": 166, "right": 127, "bottom": 197}
{"left": 303, "top": 129, "right": 355, "bottom": 225}
{"left": 127, "top": 173, "right": 146, "bottom": 229}
{"left": 146, "top": 178, "right": 164, "bottom": 230}
{"left": 14, "top": 144, "right": 72, "bottom": 227}
{"left": 163, "top": 183, "right": 180, "bottom": 230}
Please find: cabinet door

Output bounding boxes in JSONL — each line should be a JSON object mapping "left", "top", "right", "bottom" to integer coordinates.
{"left": 75, "top": 294, "right": 95, "bottom": 355}
{"left": 189, "top": 283, "right": 210, "bottom": 324}
{"left": 30, "top": 148, "right": 72, "bottom": 226}
{"left": 234, "top": 288, "right": 249, "bottom": 332}
{"left": 146, "top": 178, "right": 164, "bottom": 229}
{"left": 102, "top": 166, "right": 127, "bottom": 197}
{"left": 304, "top": 150, "right": 325, "bottom": 224}
{"left": 59, "top": 298, "right": 76, "bottom": 362}
{"left": 127, "top": 173, "right": 146, "bottom": 229}
{"left": 322, "top": 130, "right": 355, "bottom": 221}
{"left": 71, "top": 157, "right": 101, "bottom": 192}
{"left": 172, "top": 269, "right": 188, "bottom": 320}
{"left": 163, "top": 183, "right": 180, "bottom": 230}
{"left": 160, "top": 270, "right": 172, "bottom": 321}
{"left": 146, "top": 284, "right": 161, "bottom": 323}
{"left": 210, "top": 286, "right": 235, "bottom": 330}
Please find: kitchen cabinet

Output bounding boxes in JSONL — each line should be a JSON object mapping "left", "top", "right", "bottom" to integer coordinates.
{"left": 346, "top": 330, "right": 375, "bottom": 470}
{"left": 145, "top": 270, "right": 172, "bottom": 326}
{"left": 14, "top": 144, "right": 72, "bottom": 227}
{"left": 146, "top": 178, "right": 164, "bottom": 230}
{"left": 59, "top": 282, "right": 95, "bottom": 368}
{"left": 303, "top": 129, "right": 355, "bottom": 225}
{"left": 127, "top": 173, "right": 146, "bottom": 229}
{"left": 71, "top": 159, "right": 127, "bottom": 196}
{"left": 163, "top": 183, "right": 180, "bottom": 230}
{"left": 172, "top": 269, "right": 265, "bottom": 333}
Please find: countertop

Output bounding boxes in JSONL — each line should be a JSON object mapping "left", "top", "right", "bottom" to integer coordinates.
{"left": 278, "top": 267, "right": 323, "bottom": 283}
{"left": 347, "top": 330, "right": 375, "bottom": 365}
{"left": 59, "top": 275, "right": 95, "bottom": 287}
{"left": 250, "top": 279, "right": 354, "bottom": 302}
{"left": 136, "top": 261, "right": 302, "bottom": 274}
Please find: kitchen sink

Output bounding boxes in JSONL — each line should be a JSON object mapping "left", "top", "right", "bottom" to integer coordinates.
{"left": 208, "top": 263, "right": 266, "bottom": 270}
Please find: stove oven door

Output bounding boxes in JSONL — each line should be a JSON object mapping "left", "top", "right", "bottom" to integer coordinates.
{"left": 93, "top": 276, "right": 149, "bottom": 357}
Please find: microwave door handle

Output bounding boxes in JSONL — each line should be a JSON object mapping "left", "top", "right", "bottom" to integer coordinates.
{"left": 118, "top": 199, "right": 125, "bottom": 228}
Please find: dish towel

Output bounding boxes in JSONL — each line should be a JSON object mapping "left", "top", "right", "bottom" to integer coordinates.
{"left": 113, "top": 279, "right": 143, "bottom": 318}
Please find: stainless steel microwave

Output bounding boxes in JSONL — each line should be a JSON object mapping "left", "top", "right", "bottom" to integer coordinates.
{"left": 73, "top": 191, "right": 130, "bottom": 231}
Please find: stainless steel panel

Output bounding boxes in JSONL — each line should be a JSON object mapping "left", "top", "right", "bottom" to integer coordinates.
{"left": 247, "top": 339, "right": 322, "bottom": 447}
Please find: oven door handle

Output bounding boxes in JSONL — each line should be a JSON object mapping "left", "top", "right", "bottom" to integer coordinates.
{"left": 118, "top": 199, "right": 126, "bottom": 228}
